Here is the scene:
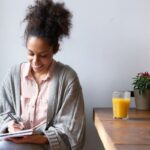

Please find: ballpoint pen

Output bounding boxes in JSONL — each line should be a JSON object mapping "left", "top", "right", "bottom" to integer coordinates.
{"left": 0, "top": 111, "right": 20, "bottom": 124}
{"left": 7, "top": 112, "right": 20, "bottom": 124}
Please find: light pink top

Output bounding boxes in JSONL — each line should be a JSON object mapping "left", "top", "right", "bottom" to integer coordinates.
{"left": 20, "top": 61, "right": 55, "bottom": 129}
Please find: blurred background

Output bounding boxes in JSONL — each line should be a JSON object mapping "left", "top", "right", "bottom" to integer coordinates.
{"left": 0, "top": 0, "right": 150, "bottom": 149}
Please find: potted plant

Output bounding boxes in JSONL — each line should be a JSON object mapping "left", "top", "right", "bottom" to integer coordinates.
{"left": 133, "top": 72, "right": 150, "bottom": 110}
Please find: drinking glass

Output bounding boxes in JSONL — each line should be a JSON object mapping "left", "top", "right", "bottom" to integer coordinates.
{"left": 112, "top": 91, "right": 131, "bottom": 119}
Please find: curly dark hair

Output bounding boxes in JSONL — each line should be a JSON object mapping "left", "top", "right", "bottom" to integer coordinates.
{"left": 23, "top": 0, "right": 72, "bottom": 54}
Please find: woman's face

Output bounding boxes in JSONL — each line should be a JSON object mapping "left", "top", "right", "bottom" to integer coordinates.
{"left": 27, "top": 36, "right": 54, "bottom": 74}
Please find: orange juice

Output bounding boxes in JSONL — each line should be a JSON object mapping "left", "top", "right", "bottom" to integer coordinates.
{"left": 112, "top": 98, "right": 130, "bottom": 118}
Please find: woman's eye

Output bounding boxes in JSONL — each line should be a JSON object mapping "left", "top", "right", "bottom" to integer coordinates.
{"left": 40, "top": 54, "right": 47, "bottom": 58}
{"left": 29, "top": 53, "right": 34, "bottom": 56}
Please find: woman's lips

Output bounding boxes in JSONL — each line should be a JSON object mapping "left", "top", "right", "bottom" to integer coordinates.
{"left": 32, "top": 65, "right": 43, "bottom": 70}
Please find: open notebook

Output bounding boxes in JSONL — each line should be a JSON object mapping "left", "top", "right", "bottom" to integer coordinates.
{"left": 0, "top": 129, "right": 34, "bottom": 139}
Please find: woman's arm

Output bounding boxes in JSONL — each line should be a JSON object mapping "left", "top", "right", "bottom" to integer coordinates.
{"left": 44, "top": 76, "right": 86, "bottom": 150}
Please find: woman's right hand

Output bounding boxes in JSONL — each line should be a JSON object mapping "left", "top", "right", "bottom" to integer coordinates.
{"left": 8, "top": 120, "right": 25, "bottom": 133}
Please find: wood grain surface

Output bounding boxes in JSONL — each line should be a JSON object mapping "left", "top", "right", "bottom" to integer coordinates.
{"left": 93, "top": 108, "right": 150, "bottom": 150}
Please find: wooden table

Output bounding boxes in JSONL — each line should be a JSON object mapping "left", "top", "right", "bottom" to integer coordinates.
{"left": 93, "top": 108, "right": 150, "bottom": 150}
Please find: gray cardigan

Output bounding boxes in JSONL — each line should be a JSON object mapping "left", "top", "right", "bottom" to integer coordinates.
{"left": 0, "top": 61, "right": 86, "bottom": 150}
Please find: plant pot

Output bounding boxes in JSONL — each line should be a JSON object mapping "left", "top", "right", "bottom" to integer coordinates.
{"left": 134, "top": 89, "right": 150, "bottom": 110}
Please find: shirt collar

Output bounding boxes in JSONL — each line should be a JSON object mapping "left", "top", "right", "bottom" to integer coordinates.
{"left": 23, "top": 62, "right": 32, "bottom": 79}
{"left": 41, "top": 60, "right": 55, "bottom": 81}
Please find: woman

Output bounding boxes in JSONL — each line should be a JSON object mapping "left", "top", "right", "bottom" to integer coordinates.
{"left": 0, "top": 0, "right": 85, "bottom": 150}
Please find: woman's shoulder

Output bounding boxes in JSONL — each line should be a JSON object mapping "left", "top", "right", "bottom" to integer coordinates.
{"left": 54, "top": 61, "right": 78, "bottom": 80}
{"left": 8, "top": 62, "right": 26, "bottom": 75}
{"left": 1, "top": 63, "right": 23, "bottom": 85}
{"left": 4, "top": 62, "right": 28, "bottom": 80}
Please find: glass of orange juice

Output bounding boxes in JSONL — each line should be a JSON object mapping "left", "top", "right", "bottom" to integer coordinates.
{"left": 112, "top": 91, "right": 130, "bottom": 119}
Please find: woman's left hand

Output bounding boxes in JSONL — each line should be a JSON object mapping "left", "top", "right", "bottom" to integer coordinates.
{"left": 5, "top": 134, "right": 48, "bottom": 144}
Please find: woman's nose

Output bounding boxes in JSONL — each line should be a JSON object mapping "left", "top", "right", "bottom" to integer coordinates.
{"left": 33, "top": 55, "right": 39, "bottom": 63}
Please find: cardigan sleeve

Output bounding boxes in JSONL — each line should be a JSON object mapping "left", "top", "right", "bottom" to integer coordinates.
{"left": 0, "top": 70, "right": 16, "bottom": 132}
{"left": 44, "top": 75, "right": 86, "bottom": 150}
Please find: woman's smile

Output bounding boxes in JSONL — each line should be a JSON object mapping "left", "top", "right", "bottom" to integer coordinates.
{"left": 32, "top": 64, "right": 44, "bottom": 71}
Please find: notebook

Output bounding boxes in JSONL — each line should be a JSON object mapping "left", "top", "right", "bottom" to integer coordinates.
{"left": 0, "top": 129, "right": 34, "bottom": 139}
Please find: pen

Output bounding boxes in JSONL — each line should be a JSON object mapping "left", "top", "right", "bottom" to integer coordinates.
{"left": 0, "top": 111, "right": 20, "bottom": 124}
{"left": 7, "top": 112, "right": 20, "bottom": 124}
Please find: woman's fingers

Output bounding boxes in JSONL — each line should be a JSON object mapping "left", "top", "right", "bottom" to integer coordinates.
{"left": 18, "top": 122, "right": 25, "bottom": 129}
{"left": 8, "top": 120, "right": 25, "bottom": 133}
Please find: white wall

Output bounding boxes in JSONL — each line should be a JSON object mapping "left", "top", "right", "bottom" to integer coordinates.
{"left": 1, "top": 0, "right": 150, "bottom": 149}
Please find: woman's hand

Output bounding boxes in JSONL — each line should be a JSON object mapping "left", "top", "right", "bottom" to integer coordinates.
{"left": 8, "top": 120, "right": 24, "bottom": 133}
{"left": 6, "top": 134, "right": 48, "bottom": 144}
{"left": 7, "top": 121, "right": 48, "bottom": 144}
